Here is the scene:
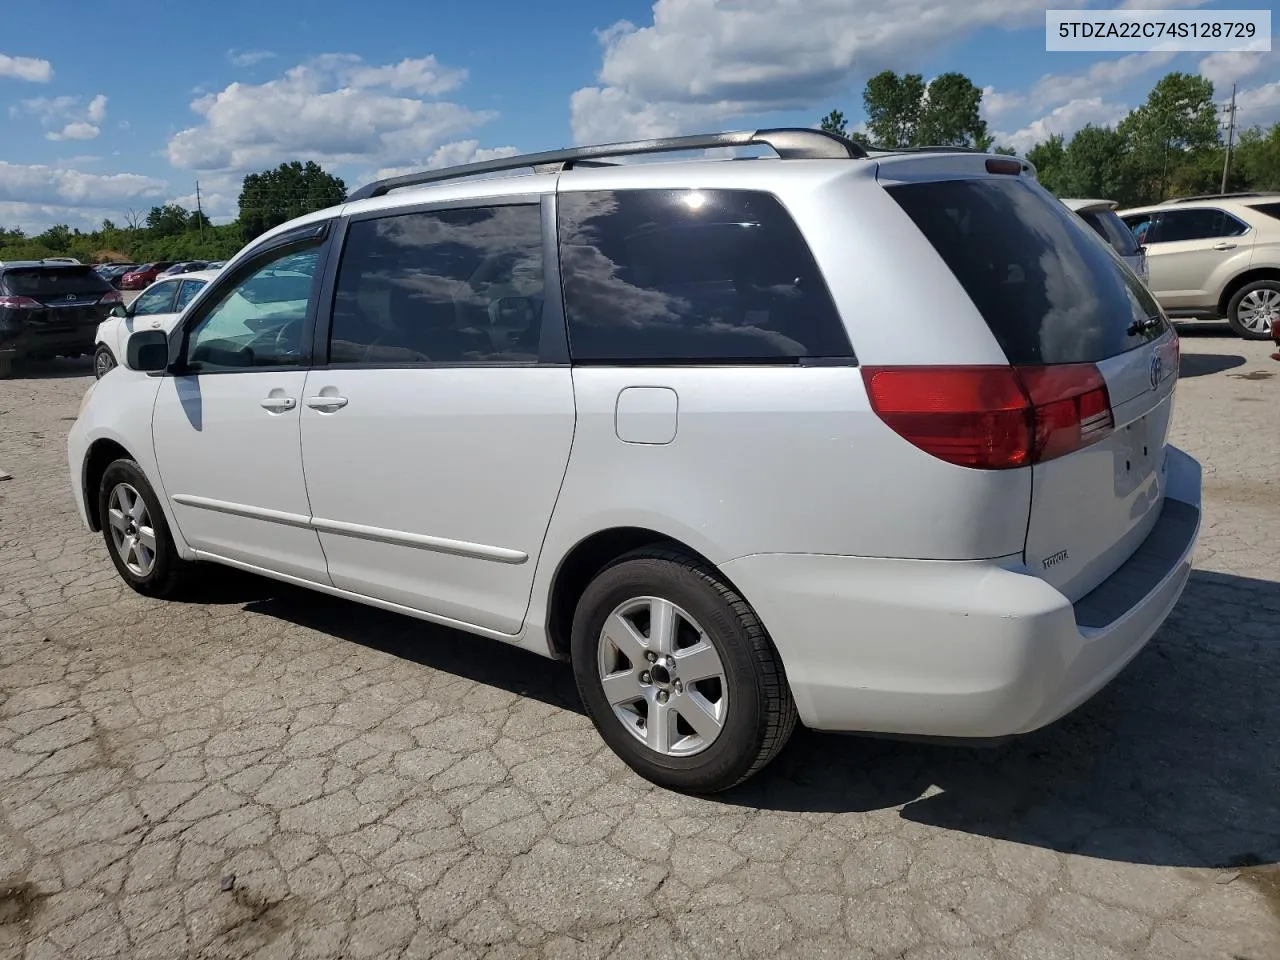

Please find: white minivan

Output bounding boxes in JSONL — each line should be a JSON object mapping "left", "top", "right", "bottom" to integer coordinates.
{"left": 68, "top": 130, "right": 1200, "bottom": 793}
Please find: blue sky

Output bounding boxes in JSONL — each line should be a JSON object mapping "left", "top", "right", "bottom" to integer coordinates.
{"left": 1, "top": 0, "right": 1276, "bottom": 232}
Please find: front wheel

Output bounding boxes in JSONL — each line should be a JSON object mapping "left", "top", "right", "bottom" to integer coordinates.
{"left": 571, "top": 550, "right": 797, "bottom": 794}
{"left": 98, "top": 459, "right": 194, "bottom": 598}
{"left": 1227, "top": 280, "right": 1280, "bottom": 340}
{"left": 93, "top": 344, "right": 116, "bottom": 379}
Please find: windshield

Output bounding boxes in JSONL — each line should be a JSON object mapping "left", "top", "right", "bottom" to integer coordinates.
{"left": 1081, "top": 210, "right": 1140, "bottom": 257}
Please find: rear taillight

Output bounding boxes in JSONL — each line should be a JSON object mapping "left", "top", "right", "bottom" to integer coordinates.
{"left": 99, "top": 290, "right": 123, "bottom": 305}
{"left": 0, "top": 296, "right": 40, "bottom": 309}
{"left": 862, "top": 364, "right": 1114, "bottom": 470}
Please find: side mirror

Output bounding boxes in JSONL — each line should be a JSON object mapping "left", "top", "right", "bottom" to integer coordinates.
{"left": 109, "top": 303, "right": 129, "bottom": 319}
{"left": 126, "top": 329, "right": 170, "bottom": 372}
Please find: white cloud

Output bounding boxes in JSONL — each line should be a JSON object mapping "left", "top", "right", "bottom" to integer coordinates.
{"left": 228, "top": 49, "right": 276, "bottom": 68}
{"left": 166, "top": 54, "right": 495, "bottom": 173}
{"left": 86, "top": 94, "right": 108, "bottom": 123}
{"left": 16, "top": 93, "right": 107, "bottom": 140}
{"left": 370, "top": 141, "right": 521, "bottom": 180}
{"left": 1236, "top": 80, "right": 1280, "bottom": 127}
{"left": 1118, "top": 0, "right": 1212, "bottom": 7}
{"left": 0, "top": 162, "right": 167, "bottom": 208}
{"left": 1028, "top": 52, "right": 1173, "bottom": 110}
{"left": 1199, "top": 51, "right": 1268, "bottom": 91}
{"left": 997, "top": 97, "right": 1131, "bottom": 153}
{"left": 47, "top": 122, "right": 100, "bottom": 141}
{"left": 571, "top": 0, "right": 1093, "bottom": 143}
{"left": 981, "top": 86, "right": 1026, "bottom": 123}
{"left": 0, "top": 53, "right": 52, "bottom": 83}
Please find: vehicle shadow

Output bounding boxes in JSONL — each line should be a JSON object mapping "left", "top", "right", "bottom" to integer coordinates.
{"left": 722, "top": 568, "right": 1280, "bottom": 873}
{"left": 199, "top": 566, "right": 1278, "bottom": 874}
{"left": 1173, "top": 321, "right": 1235, "bottom": 338}
{"left": 6, "top": 358, "right": 94, "bottom": 380}
{"left": 1179, "top": 353, "right": 1246, "bottom": 377}
{"left": 228, "top": 579, "right": 587, "bottom": 716}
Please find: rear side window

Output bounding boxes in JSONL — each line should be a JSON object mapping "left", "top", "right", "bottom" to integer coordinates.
{"left": 1153, "top": 208, "right": 1248, "bottom": 243}
{"left": 888, "top": 178, "right": 1165, "bottom": 365}
{"left": 1081, "top": 210, "right": 1139, "bottom": 257}
{"left": 328, "top": 204, "right": 545, "bottom": 364}
{"left": 1249, "top": 202, "right": 1280, "bottom": 220}
{"left": 557, "top": 189, "right": 852, "bottom": 363}
{"left": 3, "top": 267, "right": 110, "bottom": 298}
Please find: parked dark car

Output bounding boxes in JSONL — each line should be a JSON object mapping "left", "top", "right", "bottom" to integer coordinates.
{"left": 119, "top": 262, "right": 178, "bottom": 290}
{"left": 0, "top": 261, "right": 123, "bottom": 377}
{"left": 94, "top": 263, "right": 139, "bottom": 289}
{"left": 157, "top": 261, "right": 208, "bottom": 279}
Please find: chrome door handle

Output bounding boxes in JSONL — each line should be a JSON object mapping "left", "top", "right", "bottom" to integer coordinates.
{"left": 306, "top": 396, "right": 348, "bottom": 411}
{"left": 259, "top": 396, "right": 296, "bottom": 412}
{"left": 1213, "top": 242, "right": 1237, "bottom": 250}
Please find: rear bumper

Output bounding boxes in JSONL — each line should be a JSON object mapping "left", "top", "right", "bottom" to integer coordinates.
{"left": 1, "top": 325, "right": 99, "bottom": 360}
{"left": 721, "top": 445, "right": 1202, "bottom": 738}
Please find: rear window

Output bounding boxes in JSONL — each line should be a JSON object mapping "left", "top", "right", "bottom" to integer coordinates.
{"left": 3, "top": 266, "right": 111, "bottom": 298}
{"left": 888, "top": 178, "right": 1165, "bottom": 365}
{"left": 558, "top": 188, "right": 852, "bottom": 363}
{"left": 1081, "top": 210, "right": 1140, "bottom": 257}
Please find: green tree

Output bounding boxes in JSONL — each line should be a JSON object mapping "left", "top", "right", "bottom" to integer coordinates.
{"left": 145, "top": 204, "right": 193, "bottom": 238}
{"left": 819, "top": 109, "right": 849, "bottom": 138}
{"left": 916, "top": 72, "right": 991, "bottom": 149}
{"left": 1233, "top": 125, "right": 1280, "bottom": 191}
{"left": 1026, "top": 135, "right": 1067, "bottom": 194}
{"left": 1060, "top": 125, "right": 1139, "bottom": 204}
{"left": 1118, "top": 71, "right": 1219, "bottom": 201}
{"left": 863, "top": 70, "right": 926, "bottom": 147}
{"left": 238, "top": 160, "right": 347, "bottom": 242}
{"left": 34, "top": 224, "right": 72, "bottom": 252}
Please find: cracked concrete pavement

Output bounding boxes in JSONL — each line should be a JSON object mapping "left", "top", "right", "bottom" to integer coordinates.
{"left": 0, "top": 328, "right": 1277, "bottom": 959}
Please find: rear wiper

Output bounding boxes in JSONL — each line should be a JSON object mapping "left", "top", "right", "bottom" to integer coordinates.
{"left": 1127, "top": 315, "right": 1162, "bottom": 336}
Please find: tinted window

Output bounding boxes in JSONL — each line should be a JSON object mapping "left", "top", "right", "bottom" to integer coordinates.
{"left": 131, "top": 281, "right": 179, "bottom": 316}
{"left": 3, "top": 266, "right": 110, "bottom": 298}
{"left": 1122, "top": 215, "right": 1154, "bottom": 245}
{"left": 888, "top": 178, "right": 1165, "bottom": 364}
{"left": 175, "top": 279, "right": 206, "bottom": 310}
{"left": 1081, "top": 210, "right": 1139, "bottom": 257}
{"left": 1249, "top": 202, "right": 1280, "bottom": 221}
{"left": 557, "top": 189, "right": 851, "bottom": 363}
{"left": 329, "top": 204, "right": 544, "bottom": 364}
{"left": 1153, "top": 208, "right": 1248, "bottom": 243}
{"left": 184, "top": 246, "right": 320, "bottom": 371}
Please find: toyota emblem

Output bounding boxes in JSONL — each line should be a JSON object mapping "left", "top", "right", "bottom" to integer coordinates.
{"left": 1149, "top": 353, "right": 1162, "bottom": 390}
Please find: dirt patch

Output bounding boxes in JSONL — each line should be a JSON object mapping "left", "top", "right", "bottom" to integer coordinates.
{"left": 0, "top": 879, "right": 48, "bottom": 927}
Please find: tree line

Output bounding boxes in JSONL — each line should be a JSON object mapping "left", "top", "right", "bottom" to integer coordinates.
{"left": 821, "top": 69, "right": 1280, "bottom": 206}
{"left": 0, "top": 160, "right": 348, "bottom": 264}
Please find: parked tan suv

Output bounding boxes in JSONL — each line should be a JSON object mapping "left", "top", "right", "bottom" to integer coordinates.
{"left": 1120, "top": 193, "right": 1280, "bottom": 340}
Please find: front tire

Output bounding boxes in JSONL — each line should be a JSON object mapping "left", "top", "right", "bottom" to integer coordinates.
{"left": 1226, "top": 280, "right": 1280, "bottom": 340}
{"left": 571, "top": 550, "right": 797, "bottom": 794}
{"left": 93, "top": 344, "right": 116, "bottom": 379}
{"left": 98, "top": 459, "right": 193, "bottom": 598}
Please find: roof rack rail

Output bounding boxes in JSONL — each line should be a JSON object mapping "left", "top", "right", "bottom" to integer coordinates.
{"left": 347, "top": 127, "right": 866, "bottom": 201}
{"left": 1159, "top": 191, "right": 1279, "bottom": 204}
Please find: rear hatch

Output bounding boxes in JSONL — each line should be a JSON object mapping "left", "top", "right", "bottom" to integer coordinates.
{"left": 3, "top": 266, "right": 115, "bottom": 332}
{"left": 886, "top": 174, "right": 1178, "bottom": 601}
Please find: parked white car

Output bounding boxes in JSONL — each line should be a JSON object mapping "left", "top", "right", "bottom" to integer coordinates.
{"left": 93, "top": 270, "right": 219, "bottom": 378}
{"left": 1061, "top": 198, "right": 1149, "bottom": 284}
{"left": 68, "top": 130, "right": 1201, "bottom": 793}
{"left": 1120, "top": 193, "right": 1280, "bottom": 340}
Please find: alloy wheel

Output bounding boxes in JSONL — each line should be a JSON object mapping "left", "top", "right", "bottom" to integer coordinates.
{"left": 107, "top": 482, "right": 157, "bottom": 577}
{"left": 596, "top": 596, "right": 729, "bottom": 757}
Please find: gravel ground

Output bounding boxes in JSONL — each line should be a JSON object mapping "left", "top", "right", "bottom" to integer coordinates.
{"left": 0, "top": 327, "right": 1277, "bottom": 960}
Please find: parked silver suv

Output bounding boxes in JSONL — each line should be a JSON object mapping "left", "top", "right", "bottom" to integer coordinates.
{"left": 1121, "top": 193, "right": 1280, "bottom": 340}
{"left": 69, "top": 129, "right": 1200, "bottom": 793}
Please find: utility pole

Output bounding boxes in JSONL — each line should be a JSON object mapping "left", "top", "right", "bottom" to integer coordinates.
{"left": 195, "top": 180, "right": 205, "bottom": 244}
{"left": 1221, "top": 83, "right": 1237, "bottom": 195}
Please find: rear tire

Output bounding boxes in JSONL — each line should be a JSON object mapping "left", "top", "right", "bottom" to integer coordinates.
{"left": 571, "top": 549, "right": 797, "bottom": 794}
{"left": 98, "top": 459, "right": 194, "bottom": 598}
{"left": 1226, "top": 280, "right": 1280, "bottom": 340}
{"left": 93, "top": 344, "right": 116, "bottom": 379}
